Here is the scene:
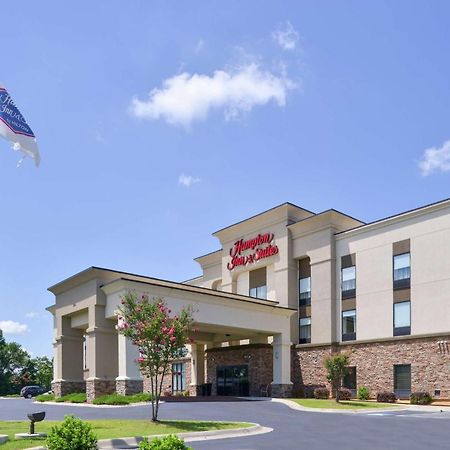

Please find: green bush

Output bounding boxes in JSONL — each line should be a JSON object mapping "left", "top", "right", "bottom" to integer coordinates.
{"left": 139, "top": 435, "right": 192, "bottom": 450}
{"left": 36, "top": 393, "right": 55, "bottom": 402}
{"left": 55, "top": 393, "right": 86, "bottom": 403}
{"left": 357, "top": 386, "right": 370, "bottom": 401}
{"left": 46, "top": 415, "right": 97, "bottom": 450}
{"left": 128, "top": 392, "right": 154, "bottom": 403}
{"left": 376, "top": 392, "right": 397, "bottom": 403}
{"left": 93, "top": 393, "right": 130, "bottom": 405}
{"left": 410, "top": 392, "right": 432, "bottom": 405}
{"left": 313, "top": 388, "right": 330, "bottom": 399}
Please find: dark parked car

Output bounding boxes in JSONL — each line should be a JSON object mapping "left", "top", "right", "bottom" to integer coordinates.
{"left": 20, "top": 386, "right": 46, "bottom": 399}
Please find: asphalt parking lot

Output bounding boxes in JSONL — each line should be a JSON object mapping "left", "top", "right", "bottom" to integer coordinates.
{"left": 1, "top": 398, "right": 449, "bottom": 449}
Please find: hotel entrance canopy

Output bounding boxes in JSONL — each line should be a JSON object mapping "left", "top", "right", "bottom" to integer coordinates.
{"left": 47, "top": 267, "right": 296, "bottom": 399}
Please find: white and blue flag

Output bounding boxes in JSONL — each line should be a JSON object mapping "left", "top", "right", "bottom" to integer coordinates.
{"left": 0, "top": 85, "right": 40, "bottom": 166}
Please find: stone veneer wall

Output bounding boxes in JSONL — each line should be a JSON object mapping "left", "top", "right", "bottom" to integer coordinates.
{"left": 143, "top": 358, "right": 192, "bottom": 396}
{"left": 206, "top": 344, "right": 272, "bottom": 396}
{"left": 52, "top": 380, "right": 86, "bottom": 398}
{"left": 86, "top": 379, "right": 116, "bottom": 403}
{"left": 295, "top": 335, "right": 450, "bottom": 398}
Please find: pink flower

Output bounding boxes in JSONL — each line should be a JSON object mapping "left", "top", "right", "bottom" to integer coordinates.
{"left": 170, "top": 336, "right": 176, "bottom": 342}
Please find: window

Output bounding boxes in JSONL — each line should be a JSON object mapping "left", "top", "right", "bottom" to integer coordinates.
{"left": 299, "top": 277, "right": 311, "bottom": 306}
{"left": 299, "top": 317, "right": 311, "bottom": 344}
{"left": 394, "top": 364, "right": 411, "bottom": 398}
{"left": 394, "top": 253, "right": 411, "bottom": 289}
{"left": 249, "top": 267, "right": 267, "bottom": 299}
{"left": 342, "top": 310, "right": 356, "bottom": 341}
{"left": 394, "top": 301, "right": 411, "bottom": 336}
{"left": 171, "top": 362, "right": 186, "bottom": 393}
{"left": 249, "top": 285, "right": 267, "bottom": 299}
{"left": 341, "top": 266, "right": 356, "bottom": 299}
{"left": 343, "top": 366, "right": 357, "bottom": 397}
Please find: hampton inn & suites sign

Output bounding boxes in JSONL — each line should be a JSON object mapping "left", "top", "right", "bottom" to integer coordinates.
{"left": 227, "top": 233, "right": 279, "bottom": 270}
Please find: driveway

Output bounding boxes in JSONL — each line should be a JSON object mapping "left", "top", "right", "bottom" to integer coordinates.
{"left": 1, "top": 398, "right": 449, "bottom": 449}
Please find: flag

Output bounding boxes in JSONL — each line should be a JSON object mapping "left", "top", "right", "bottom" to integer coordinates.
{"left": 0, "top": 85, "right": 40, "bottom": 167}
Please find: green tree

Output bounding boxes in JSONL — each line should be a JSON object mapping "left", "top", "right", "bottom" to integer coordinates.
{"left": 117, "top": 292, "right": 194, "bottom": 421}
{"left": 33, "top": 356, "right": 53, "bottom": 389}
{"left": 0, "top": 330, "right": 53, "bottom": 394}
{"left": 323, "top": 353, "right": 351, "bottom": 402}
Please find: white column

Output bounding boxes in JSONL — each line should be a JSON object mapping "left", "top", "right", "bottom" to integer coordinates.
{"left": 272, "top": 333, "right": 292, "bottom": 385}
{"left": 116, "top": 333, "right": 142, "bottom": 380}
{"left": 190, "top": 344, "right": 205, "bottom": 386}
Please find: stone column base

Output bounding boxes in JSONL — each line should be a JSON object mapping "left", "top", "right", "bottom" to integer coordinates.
{"left": 115, "top": 379, "right": 143, "bottom": 396}
{"left": 188, "top": 385, "right": 202, "bottom": 396}
{"left": 52, "top": 380, "right": 86, "bottom": 398}
{"left": 271, "top": 383, "right": 293, "bottom": 398}
{"left": 86, "top": 378, "right": 116, "bottom": 403}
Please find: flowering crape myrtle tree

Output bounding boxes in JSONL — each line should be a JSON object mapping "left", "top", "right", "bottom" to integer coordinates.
{"left": 117, "top": 291, "right": 194, "bottom": 421}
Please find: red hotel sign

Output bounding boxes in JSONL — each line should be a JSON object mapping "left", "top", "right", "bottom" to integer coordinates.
{"left": 227, "top": 233, "right": 279, "bottom": 271}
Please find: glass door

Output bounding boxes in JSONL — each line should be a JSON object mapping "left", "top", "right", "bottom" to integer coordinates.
{"left": 216, "top": 365, "right": 249, "bottom": 396}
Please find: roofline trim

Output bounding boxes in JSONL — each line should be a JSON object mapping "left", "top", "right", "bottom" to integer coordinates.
{"left": 212, "top": 202, "right": 316, "bottom": 236}
{"left": 335, "top": 197, "right": 450, "bottom": 238}
{"left": 100, "top": 277, "right": 297, "bottom": 312}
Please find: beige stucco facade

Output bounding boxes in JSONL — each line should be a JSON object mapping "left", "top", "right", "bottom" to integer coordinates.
{"left": 47, "top": 199, "right": 450, "bottom": 400}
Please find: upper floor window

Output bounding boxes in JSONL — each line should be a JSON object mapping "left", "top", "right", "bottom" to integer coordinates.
{"left": 342, "top": 309, "right": 356, "bottom": 341}
{"left": 394, "top": 301, "right": 411, "bottom": 336}
{"left": 393, "top": 253, "right": 411, "bottom": 289}
{"left": 341, "top": 266, "right": 356, "bottom": 299}
{"left": 249, "top": 267, "right": 267, "bottom": 299}
{"left": 299, "top": 277, "right": 311, "bottom": 306}
{"left": 299, "top": 317, "right": 311, "bottom": 344}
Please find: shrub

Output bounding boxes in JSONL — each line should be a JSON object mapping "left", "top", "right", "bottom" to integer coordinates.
{"left": 128, "top": 392, "right": 153, "bottom": 403}
{"left": 357, "top": 386, "right": 370, "bottom": 401}
{"left": 410, "top": 392, "right": 432, "bottom": 405}
{"left": 314, "top": 388, "right": 330, "bottom": 399}
{"left": 93, "top": 394, "right": 130, "bottom": 405}
{"left": 36, "top": 393, "right": 55, "bottom": 402}
{"left": 46, "top": 415, "right": 97, "bottom": 450}
{"left": 376, "top": 392, "right": 397, "bottom": 403}
{"left": 139, "top": 435, "right": 192, "bottom": 450}
{"left": 337, "top": 388, "right": 352, "bottom": 401}
{"left": 56, "top": 393, "right": 86, "bottom": 403}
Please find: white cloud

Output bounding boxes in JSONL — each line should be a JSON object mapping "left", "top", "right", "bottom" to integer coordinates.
{"left": 130, "top": 63, "right": 296, "bottom": 127}
{"left": 418, "top": 140, "right": 450, "bottom": 176}
{"left": 25, "top": 312, "right": 40, "bottom": 319}
{"left": 272, "top": 21, "right": 299, "bottom": 51}
{"left": 179, "top": 174, "right": 201, "bottom": 187}
{"left": 0, "top": 320, "right": 29, "bottom": 335}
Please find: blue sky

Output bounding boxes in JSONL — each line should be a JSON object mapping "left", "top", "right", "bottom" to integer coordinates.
{"left": 1, "top": 1, "right": 450, "bottom": 357}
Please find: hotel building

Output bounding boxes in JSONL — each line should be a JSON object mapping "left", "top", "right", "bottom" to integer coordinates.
{"left": 48, "top": 198, "right": 450, "bottom": 401}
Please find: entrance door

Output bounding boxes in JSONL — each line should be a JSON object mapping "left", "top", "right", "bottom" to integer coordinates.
{"left": 216, "top": 365, "right": 249, "bottom": 396}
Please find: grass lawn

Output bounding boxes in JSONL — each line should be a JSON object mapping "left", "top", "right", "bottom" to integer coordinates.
{"left": 290, "top": 398, "right": 400, "bottom": 410}
{"left": 0, "top": 419, "right": 252, "bottom": 450}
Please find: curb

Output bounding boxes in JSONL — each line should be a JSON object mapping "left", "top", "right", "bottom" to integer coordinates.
{"left": 0, "top": 435, "right": 8, "bottom": 444}
{"left": 23, "top": 423, "right": 271, "bottom": 450}
{"left": 32, "top": 401, "right": 154, "bottom": 408}
{"left": 272, "top": 398, "right": 408, "bottom": 414}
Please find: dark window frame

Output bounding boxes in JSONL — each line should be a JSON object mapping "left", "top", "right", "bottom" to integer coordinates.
{"left": 299, "top": 276, "right": 311, "bottom": 306}
{"left": 342, "top": 309, "right": 356, "bottom": 342}
{"left": 393, "top": 252, "right": 411, "bottom": 290}
{"left": 171, "top": 362, "right": 186, "bottom": 393}
{"left": 341, "top": 265, "right": 356, "bottom": 299}
{"left": 393, "top": 301, "right": 411, "bottom": 336}
{"left": 299, "top": 317, "right": 311, "bottom": 344}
